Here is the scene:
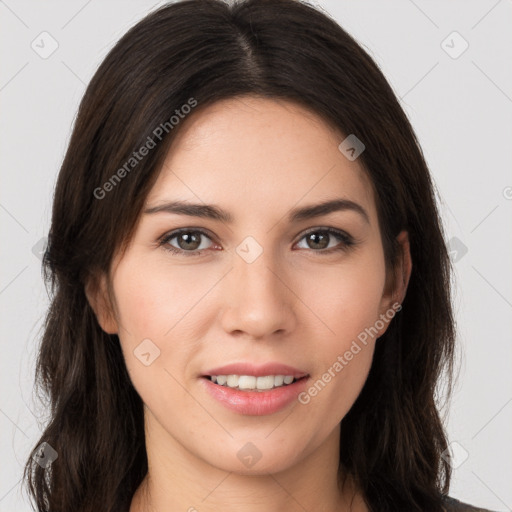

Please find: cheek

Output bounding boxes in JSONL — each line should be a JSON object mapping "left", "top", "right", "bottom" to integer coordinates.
{"left": 295, "top": 249, "right": 385, "bottom": 420}
{"left": 111, "top": 256, "right": 223, "bottom": 389}
{"left": 305, "top": 248, "right": 387, "bottom": 344}
{"left": 113, "top": 255, "right": 213, "bottom": 340}
{"left": 111, "top": 261, "right": 192, "bottom": 412}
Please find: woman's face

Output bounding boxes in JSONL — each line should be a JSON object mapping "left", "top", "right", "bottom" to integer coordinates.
{"left": 95, "top": 96, "right": 407, "bottom": 475}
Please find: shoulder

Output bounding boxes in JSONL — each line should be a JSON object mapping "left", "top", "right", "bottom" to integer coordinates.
{"left": 442, "top": 495, "right": 498, "bottom": 512}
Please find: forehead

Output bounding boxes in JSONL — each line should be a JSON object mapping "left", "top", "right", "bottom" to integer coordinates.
{"left": 146, "top": 96, "right": 377, "bottom": 224}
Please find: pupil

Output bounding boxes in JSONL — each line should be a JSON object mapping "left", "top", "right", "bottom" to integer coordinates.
{"left": 308, "top": 232, "right": 328, "bottom": 249}
{"left": 180, "top": 232, "right": 200, "bottom": 250}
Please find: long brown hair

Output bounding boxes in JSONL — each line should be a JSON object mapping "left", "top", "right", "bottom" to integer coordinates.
{"left": 24, "top": 0, "right": 456, "bottom": 510}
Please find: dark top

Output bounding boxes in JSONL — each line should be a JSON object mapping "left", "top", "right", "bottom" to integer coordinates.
{"left": 442, "top": 495, "right": 498, "bottom": 512}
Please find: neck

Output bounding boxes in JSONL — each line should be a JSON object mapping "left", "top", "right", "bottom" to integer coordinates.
{"left": 130, "top": 408, "right": 367, "bottom": 512}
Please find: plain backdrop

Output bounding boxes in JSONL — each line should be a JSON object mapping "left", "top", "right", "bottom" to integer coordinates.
{"left": 1, "top": 1, "right": 511, "bottom": 510}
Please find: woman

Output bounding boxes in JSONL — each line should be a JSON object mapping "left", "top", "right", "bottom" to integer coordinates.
{"left": 23, "top": 0, "right": 497, "bottom": 511}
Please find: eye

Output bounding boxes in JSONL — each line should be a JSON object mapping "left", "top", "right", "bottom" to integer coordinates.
{"left": 160, "top": 228, "right": 216, "bottom": 256}
{"left": 295, "top": 227, "right": 355, "bottom": 254}
{"left": 158, "top": 227, "right": 356, "bottom": 256}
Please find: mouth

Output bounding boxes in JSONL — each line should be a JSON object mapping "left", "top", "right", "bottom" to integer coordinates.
{"left": 201, "top": 362, "right": 309, "bottom": 390}
{"left": 203, "top": 374, "right": 307, "bottom": 392}
{"left": 199, "top": 362, "right": 310, "bottom": 415}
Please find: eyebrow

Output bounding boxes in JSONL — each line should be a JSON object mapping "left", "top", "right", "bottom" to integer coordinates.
{"left": 144, "top": 198, "right": 370, "bottom": 225}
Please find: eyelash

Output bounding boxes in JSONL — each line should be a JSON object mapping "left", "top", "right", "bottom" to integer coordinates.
{"left": 158, "top": 227, "right": 356, "bottom": 257}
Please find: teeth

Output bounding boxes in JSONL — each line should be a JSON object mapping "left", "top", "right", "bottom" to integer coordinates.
{"left": 256, "top": 375, "right": 274, "bottom": 390}
{"left": 209, "top": 374, "right": 298, "bottom": 391}
{"left": 274, "top": 375, "right": 284, "bottom": 386}
{"left": 215, "top": 375, "right": 227, "bottom": 385}
{"left": 238, "top": 375, "right": 257, "bottom": 389}
{"left": 226, "top": 375, "right": 239, "bottom": 387}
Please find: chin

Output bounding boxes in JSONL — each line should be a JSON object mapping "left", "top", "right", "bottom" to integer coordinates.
{"left": 200, "top": 437, "right": 306, "bottom": 476}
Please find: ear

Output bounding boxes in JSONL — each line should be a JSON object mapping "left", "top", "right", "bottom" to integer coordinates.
{"left": 85, "top": 273, "right": 119, "bottom": 335}
{"left": 377, "top": 230, "right": 412, "bottom": 333}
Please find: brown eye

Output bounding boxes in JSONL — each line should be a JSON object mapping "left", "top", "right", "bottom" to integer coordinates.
{"left": 174, "top": 231, "right": 203, "bottom": 250}
{"left": 161, "top": 229, "right": 214, "bottom": 256}
{"left": 303, "top": 231, "right": 330, "bottom": 250}
{"left": 295, "top": 228, "right": 355, "bottom": 253}
{"left": 159, "top": 227, "right": 355, "bottom": 257}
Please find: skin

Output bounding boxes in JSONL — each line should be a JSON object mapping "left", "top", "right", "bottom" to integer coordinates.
{"left": 88, "top": 96, "right": 412, "bottom": 512}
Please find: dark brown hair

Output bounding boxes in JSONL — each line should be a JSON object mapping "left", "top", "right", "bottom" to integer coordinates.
{"left": 24, "top": 0, "right": 456, "bottom": 510}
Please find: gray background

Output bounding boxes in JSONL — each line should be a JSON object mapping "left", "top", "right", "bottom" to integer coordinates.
{"left": 1, "top": 0, "right": 511, "bottom": 510}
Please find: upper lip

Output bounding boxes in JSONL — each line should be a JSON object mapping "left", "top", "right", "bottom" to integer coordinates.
{"left": 202, "top": 362, "right": 309, "bottom": 379}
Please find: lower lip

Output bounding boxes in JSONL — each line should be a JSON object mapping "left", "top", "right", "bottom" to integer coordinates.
{"left": 200, "top": 377, "right": 309, "bottom": 416}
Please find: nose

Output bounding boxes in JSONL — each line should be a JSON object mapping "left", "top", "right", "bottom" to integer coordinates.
{"left": 219, "top": 244, "right": 297, "bottom": 340}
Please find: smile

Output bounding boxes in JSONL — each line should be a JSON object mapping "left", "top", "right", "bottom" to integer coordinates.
{"left": 208, "top": 374, "right": 297, "bottom": 391}
{"left": 201, "top": 372, "right": 309, "bottom": 415}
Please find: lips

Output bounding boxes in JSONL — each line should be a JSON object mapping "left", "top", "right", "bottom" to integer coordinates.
{"left": 200, "top": 362, "right": 310, "bottom": 415}
{"left": 202, "top": 362, "right": 309, "bottom": 380}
